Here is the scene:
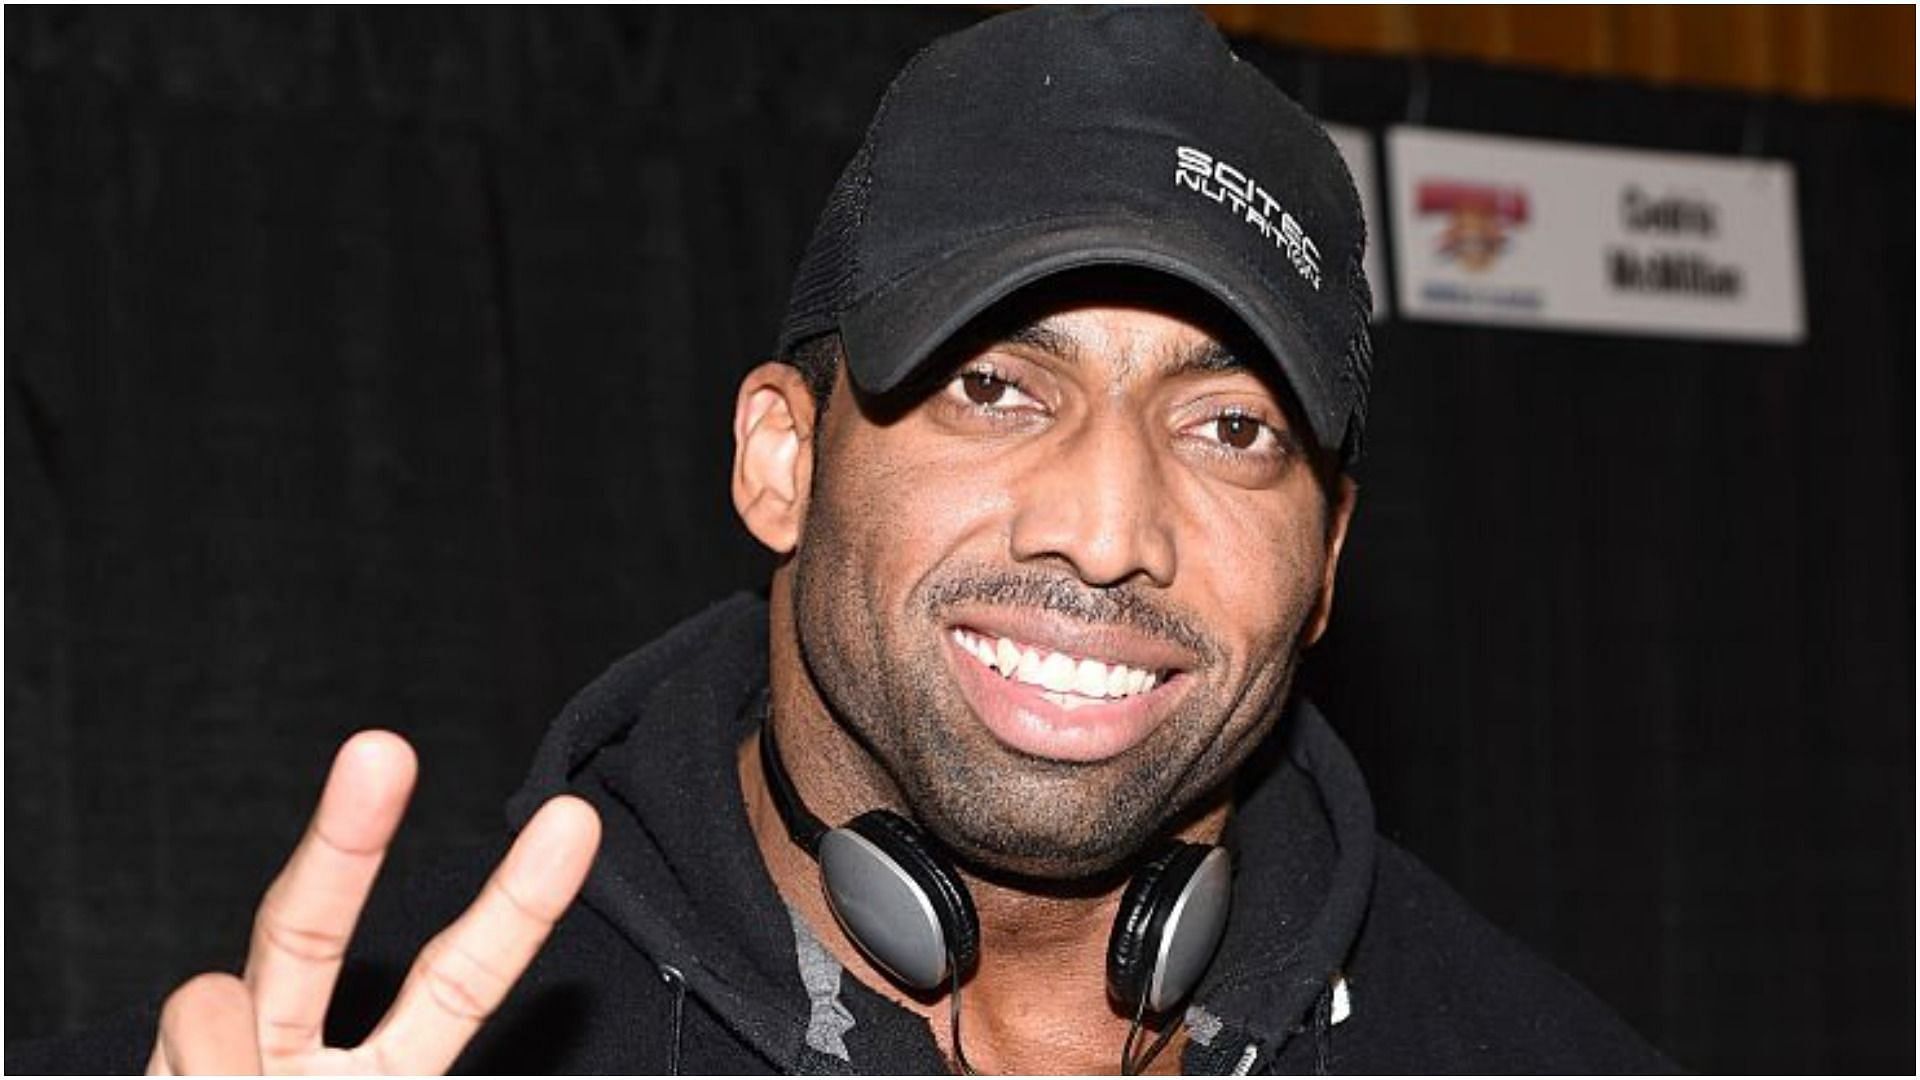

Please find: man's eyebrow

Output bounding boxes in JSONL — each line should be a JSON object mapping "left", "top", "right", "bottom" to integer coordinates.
{"left": 1161, "top": 339, "right": 1245, "bottom": 378}
{"left": 993, "top": 322, "right": 1245, "bottom": 379}
{"left": 997, "top": 321, "right": 1082, "bottom": 361}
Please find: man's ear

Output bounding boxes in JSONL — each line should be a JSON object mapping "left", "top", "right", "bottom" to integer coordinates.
{"left": 1302, "top": 475, "right": 1358, "bottom": 648}
{"left": 732, "top": 362, "right": 817, "bottom": 555}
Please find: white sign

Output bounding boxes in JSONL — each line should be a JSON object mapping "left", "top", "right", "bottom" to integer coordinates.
{"left": 1323, "top": 124, "right": 1390, "bottom": 322}
{"left": 1387, "top": 126, "right": 1804, "bottom": 342}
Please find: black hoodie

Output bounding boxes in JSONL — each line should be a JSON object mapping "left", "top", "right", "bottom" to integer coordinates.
{"left": 10, "top": 593, "right": 1675, "bottom": 1074}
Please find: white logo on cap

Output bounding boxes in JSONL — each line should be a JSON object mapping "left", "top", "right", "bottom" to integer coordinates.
{"left": 1174, "top": 146, "right": 1323, "bottom": 290}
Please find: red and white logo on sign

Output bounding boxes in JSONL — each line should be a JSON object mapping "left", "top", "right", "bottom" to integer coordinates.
{"left": 1418, "top": 181, "right": 1530, "bottom": 272}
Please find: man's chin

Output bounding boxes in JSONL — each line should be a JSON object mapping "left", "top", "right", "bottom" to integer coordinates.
{"left": 932, "top": 825, "right": 1155, "bottom": 885}
{"left": 903, "top": 771, "right": 1181, "bottom": 884}
{"left": 812, "top": 654, "right": 1217, "bottom": 881}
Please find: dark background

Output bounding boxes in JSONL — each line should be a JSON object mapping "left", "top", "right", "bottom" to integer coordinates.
{"left": 7, "top": 7, "right": 1913, "bottom": 1072}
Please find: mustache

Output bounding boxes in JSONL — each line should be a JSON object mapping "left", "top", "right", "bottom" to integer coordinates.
{"left": 918, "top": 569, "right": 1219, "bottom": 663}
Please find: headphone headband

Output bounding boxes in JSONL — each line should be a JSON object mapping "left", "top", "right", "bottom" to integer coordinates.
{"left": 759, "top": 718, "right": 829, "bottom": 855}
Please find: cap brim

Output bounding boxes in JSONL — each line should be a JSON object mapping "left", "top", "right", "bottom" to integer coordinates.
{"left": 836, "top": 216, "right": 1347, "bottom": 457}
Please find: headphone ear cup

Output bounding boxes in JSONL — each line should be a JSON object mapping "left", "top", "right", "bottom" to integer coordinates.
{"left": 1106, "top": 843, "right": 1231, "bottom": 1014}
{"left": 1107, "top": 844, "right": 1189, "bottom": 1008}
{"left": 816, "top": 810, "right": 979, "bottom": 990}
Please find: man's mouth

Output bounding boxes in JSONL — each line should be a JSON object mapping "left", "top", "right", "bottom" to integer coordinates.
{"left": 941, "top": 619, "right": 1192, "bottom": 762}
{"left": 949, "top": 627, "right": 1165, "bottom": 705}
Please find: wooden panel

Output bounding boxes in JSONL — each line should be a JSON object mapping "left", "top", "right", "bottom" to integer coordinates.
{"left": 1783, "top": 5, "right": 1832, "bottom": 98}
{"left": 1508, "top": 7, "right": 1613, "bottom": 78}
{"left": 1663, "top": 6, "right": 1760, "bottom": 89}
{"left": 1608, "top": 6, "right": 1681, "bottom": 84}
{"left": 1409, "top": 5, "right": 1514, "bottom": 60}
{"left": 1822, "top": 4, "right": 1915, "bottom": 104}
{"left": 1197, "top": 4, "right": 1914, "bottom": 106}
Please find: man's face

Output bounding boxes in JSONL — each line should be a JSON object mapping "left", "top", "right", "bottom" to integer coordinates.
{"left": 789, "top": 282, "right": 1349, "bottom": 880}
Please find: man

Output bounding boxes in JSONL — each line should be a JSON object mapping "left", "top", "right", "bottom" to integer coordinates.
{"left": 23, "top": 7, "right": 1672, "bottom": 1074}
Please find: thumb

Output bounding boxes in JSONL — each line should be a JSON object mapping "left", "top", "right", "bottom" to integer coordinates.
{"left": 154, "top": 973, "right": 264, "bottom": 1075}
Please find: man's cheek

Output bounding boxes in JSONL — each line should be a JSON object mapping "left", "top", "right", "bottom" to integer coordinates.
{"left": 892, "top": 464, "right": 1018, "bottom": 548}
{"left": 1201, "top": 537, "right": 1322, "bottom": 674}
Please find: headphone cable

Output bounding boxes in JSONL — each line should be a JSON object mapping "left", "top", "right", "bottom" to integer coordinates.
{"left": 948, "top": 954, "right": 978, "bottom": 1075}
{"left": 1120, "top": 992, "right": 1180, "bottom": 1076}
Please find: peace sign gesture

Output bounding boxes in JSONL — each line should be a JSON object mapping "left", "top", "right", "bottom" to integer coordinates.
{"left": 146, "top": 731, "right": 602, "bottom": 1075}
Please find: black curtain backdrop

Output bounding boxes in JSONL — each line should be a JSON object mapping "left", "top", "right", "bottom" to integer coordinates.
{"left": 6, "top": 8, "right": 1912, "bottom": 1073}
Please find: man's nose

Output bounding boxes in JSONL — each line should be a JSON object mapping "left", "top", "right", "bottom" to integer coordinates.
{"left": 1007, "top": 414, "right": 1178, "bottom": 588}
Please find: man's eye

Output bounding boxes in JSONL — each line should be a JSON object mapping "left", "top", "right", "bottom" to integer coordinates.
{"left": 961, "top": 371, "right": 1009, "bottom": 405}
{"left": 1214, "top": 414, "right": 1263, "bottom": 450}
{"left": 950, "top": 369, "right": 1037, "bottom": 411}
{"left": 1190, "top": 409, "right": 1285, "bottom": 456}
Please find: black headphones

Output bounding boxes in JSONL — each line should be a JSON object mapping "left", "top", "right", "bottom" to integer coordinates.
{"left": 757, "top": 721, "right": 1232, "bottom": 1016}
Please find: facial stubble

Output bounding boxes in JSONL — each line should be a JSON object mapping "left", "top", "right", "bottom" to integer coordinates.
{"left": 788, "top": 474, "right": 1315, "bottom": 882}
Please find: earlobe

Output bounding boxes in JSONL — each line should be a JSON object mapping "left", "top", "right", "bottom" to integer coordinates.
{"left": 1303, "top": 476, "right": 1358, "bottom": 647}
{"left": 732, "top": 363, "right": 816, "bottom": 556}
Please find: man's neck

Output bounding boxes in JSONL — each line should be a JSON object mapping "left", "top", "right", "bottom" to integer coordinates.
{"left": 747, "top": 583, "right": 1232, "bottom": 1072}
{"left": 743, "top": 737, "right": 1148, "bottom": 1073}
{"left": 738, "top": 712, "right": 1225, "bottom": 1075}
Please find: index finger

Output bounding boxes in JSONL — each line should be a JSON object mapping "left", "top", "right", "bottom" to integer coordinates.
{"left": 363, "top": 795, "right": 601, "bottom": 1075}
{"left": 243, "top": 730, "right": 418, "bottom": 1060}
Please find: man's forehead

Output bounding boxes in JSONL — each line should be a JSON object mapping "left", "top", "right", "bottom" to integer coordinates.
{"left": 943, "top": 267, "right": 1274, "bottom": 381}
{"left": 992, "top": 310, "right": 1251, "bottom": 385}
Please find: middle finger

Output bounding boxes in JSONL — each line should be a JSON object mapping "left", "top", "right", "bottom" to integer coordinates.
{"left": 243, "top": 731, "right": 418, "bottom": 1059}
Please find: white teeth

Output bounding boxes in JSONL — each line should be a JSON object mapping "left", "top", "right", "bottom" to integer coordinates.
{"left": 1073, "top": 659, "right": 1107, "bottom": 697}
{"left": 951, "top": 628, "right": 1163, "bottom": 700}
{"left": 996, "top": 637, "right": 1020, "bottom": 676}
{"left": 1040, "top": 652, "right": 1076, "bottom": 692}
{"left": 1017, "top": 648, "right": 1044, "bottom": 682}
{"left": 954, "top": 629, "right": 987, "bottom": 667}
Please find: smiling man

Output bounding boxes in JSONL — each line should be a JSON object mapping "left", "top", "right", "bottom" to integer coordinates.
{"left": 20, "top": 7, "right": 1674, "bottom": 1077}
{"left": 760, "top": 282, "right": 1345, "bottom": 874}
{"left": 735, "top": 275, "right": 1360, "bottom": 1074}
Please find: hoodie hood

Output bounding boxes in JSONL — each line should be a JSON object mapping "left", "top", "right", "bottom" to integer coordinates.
{"left": 506, "top": 593, "right": 820, "bottom": 1071}
{"left": 1183, "top": 684, "right": 1378, "bottom": 1073}
{"left": 506, "top": 592, "right": 1378, "bottom": 1074}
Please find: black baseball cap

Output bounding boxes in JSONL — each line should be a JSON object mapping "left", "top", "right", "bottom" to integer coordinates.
{"left": 779, "top": 5, "right": 1375, "bottom": 465}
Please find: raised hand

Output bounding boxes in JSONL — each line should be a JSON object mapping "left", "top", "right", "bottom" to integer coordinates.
{"left": 146, "top": 731, "right": 602, "bottom": 1075}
